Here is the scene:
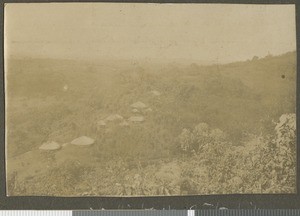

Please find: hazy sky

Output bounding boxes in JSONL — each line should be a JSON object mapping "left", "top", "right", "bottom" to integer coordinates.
{"left": 5, "top": 3, "right": 296, "bottom": 63}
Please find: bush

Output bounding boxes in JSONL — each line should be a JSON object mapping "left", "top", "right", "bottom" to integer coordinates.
{"left": 179, "top": 114, "right": 296, "bottom": 194}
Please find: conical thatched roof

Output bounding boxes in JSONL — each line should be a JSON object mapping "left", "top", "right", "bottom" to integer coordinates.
{"left": 128, "top": 116, "right": 145, "bottom": 122}
{"left": 105, "top": 114, "right": 124, "bottom": 122}
{"left": 71, "top": 136, "right": 95, "bottom": 146}
{"left": 39, "top": 141, "right": 61, "bottom": 151}
{"left": 132, "top": 108, "right": 139, "bottom": 113}
{"left": 97, "top": 120, "right": 106, "bottom": 126}
{"left": 130, "top": 101, "right": 147, "bottom": 109}
{"left": 151, "top": 90, "right": 161, "bottom": 96}
{"left": 145, "top": 107, "right": 153, "bottom": 112}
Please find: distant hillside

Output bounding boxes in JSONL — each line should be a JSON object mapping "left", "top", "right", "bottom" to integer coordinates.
{"left": 6, "top": 51, "right": 296, "bottom": 158}
{"left": 5, "top": 52, "right": 296, "bottom": 196}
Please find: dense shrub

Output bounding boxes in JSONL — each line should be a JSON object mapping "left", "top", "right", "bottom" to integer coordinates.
{"left": 181, "top": 113, "right": 296, "bottom": 194}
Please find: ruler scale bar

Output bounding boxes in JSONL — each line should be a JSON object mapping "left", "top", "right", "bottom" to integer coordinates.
{"left": 1, "top": 210, "right": 300, "bottom": 216}
{"left": 194, "top": 209, "right": 300, "bottom": 216}
{"left": 0, "top": 211, "right": 72, "bottom": 216}
{"left": 74, "top": 210, "right": 188, "bottom": 216}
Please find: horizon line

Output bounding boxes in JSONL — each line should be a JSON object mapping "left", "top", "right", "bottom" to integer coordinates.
{"left": 6, "top": 50, "right": 296, "bottom": 66}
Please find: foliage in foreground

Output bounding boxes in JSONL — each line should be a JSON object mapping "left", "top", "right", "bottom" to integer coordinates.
{"left": 180, "top": 113, "right": 296, "bottom": 194}
{"left": 8, "top": 113, "right": 296, "bottom": 196}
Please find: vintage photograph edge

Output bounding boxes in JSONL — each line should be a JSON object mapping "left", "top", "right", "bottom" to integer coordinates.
{"left": 0, "top": 0, "right": 299, "bottom": 210}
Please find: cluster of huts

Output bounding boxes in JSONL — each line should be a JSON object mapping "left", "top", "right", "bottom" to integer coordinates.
{"left": 39, "top": 136, "right": 95, "bottom": 151}
{"left": 39, "top": 90, "right": 161, "bottom": 151}
{"left": 96, "top": 100, "right": 151, "bottom": 130}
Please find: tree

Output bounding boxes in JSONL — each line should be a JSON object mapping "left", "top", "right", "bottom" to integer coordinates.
{"left": 179, "top": 128, "right": 193, "bottom": 152}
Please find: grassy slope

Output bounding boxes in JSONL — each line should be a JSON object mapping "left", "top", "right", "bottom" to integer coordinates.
{"left": 5, "top": 52, "right": 296, "bottom": 195}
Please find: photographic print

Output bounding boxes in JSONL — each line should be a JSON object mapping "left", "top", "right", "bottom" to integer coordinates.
{"left": 5, "top": 3, "right": 296, "bottom": 196}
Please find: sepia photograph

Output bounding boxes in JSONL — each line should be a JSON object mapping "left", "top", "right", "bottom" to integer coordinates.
{"left": 4, "top": 3, "right": 296, "bottom": 196}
